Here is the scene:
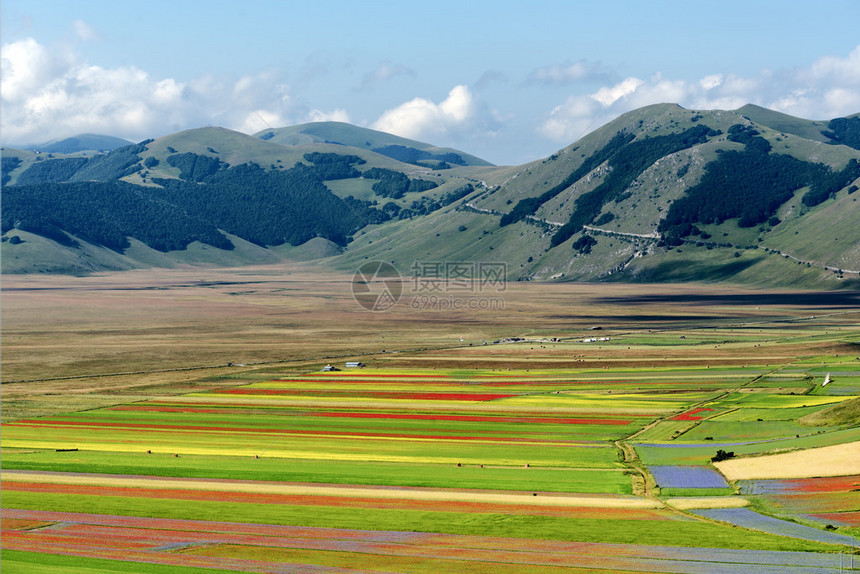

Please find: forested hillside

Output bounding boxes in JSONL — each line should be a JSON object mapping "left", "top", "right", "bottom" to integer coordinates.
{"left": 3, "top": 105, "right": 859, "bottom": 287}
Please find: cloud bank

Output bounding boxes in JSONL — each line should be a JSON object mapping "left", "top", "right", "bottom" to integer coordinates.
{"left": 526, "top": 59, "right": 612, "bottom": 85}
{"left": 372, "top": 85, "right": 476, "bottom": 140}
{"left": 0, "top": 37, "right": 342, "bottom": 143}
{"left": 2, "top": 29, "right": 858, "bottom": 162}
{"left": 538, "top": 46, "right": 860, "bottom": 142}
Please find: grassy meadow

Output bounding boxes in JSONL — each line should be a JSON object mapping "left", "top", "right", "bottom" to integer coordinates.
{"left": 2, "top": 264, "right": 859, "bottom": 572}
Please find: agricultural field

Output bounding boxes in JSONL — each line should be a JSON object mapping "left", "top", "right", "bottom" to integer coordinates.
{"left": 2, "top": 265, "right": 860, "bottom": 572}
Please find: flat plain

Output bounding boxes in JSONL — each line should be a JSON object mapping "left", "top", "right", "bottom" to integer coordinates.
{"left": 2, "top": 263, "right": 859, "bottom": 572}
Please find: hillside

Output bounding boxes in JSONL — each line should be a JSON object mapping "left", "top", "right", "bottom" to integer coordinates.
{"left": 255, "top": 122, "right": 494, "bottom": 168}
{"left": 6, "top": 133, "right": 133, "bottom": 155}
{"left": 3, "top": 106, "right": 860, "bottom": 287}
{"left": 36, "top": 134, "right": 133, "bottom": 154}
{"left": 336, "top": 104, "right": 860, "bottom": 288}
{"left": 1, "top": 127, "right": 478, "bottom": 273}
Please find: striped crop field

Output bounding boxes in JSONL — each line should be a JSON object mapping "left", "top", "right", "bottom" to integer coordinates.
{"left": 737, "top": 475, "right": 860, "bottom": 529}
{"left": 3, "top": 509, "right": 851, "bottom": 574}
{"left": 4, "top": 363, "right": 858, "bottom": 572}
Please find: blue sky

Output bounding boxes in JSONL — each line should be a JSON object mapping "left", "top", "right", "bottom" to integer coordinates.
{"left": 3, "top": 0, "right": 859, "bottom": 164}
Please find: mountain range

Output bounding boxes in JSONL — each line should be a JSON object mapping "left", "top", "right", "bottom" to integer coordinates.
{"left": 2, "top": 103, "right": 859, "bottom": 288}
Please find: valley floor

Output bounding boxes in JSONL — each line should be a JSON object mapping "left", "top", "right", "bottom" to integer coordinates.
{"left": 2, "top": 265, "right": 859, "bottom": 572}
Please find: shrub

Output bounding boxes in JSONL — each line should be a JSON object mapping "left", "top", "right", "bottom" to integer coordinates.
{"left": 711, "top": 449, "right": 735, "bottom": 462}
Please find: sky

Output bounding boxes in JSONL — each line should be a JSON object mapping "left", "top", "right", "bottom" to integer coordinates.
{"left": 2, "top": 0, "right": 859, "bottom": 165}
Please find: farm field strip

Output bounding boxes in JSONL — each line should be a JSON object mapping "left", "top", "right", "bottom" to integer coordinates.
{"left": 803, "top": 512, "right": 860, "bottom": 527}
{"left": 665, "top": 497, "right": 751, "bottom": 510}
{"left": 0, "top": 438, "right": 620, "bottom": 467}
{"left": 1, "top": 470, "right": 663, "bottom": 509}
{"left": 2, "top": 510, "right": 850, "bottom": 574}
{"left": 692, "top": 508, "right": 858, "bottom": 545}
{"left": 10, "top": 488, "right": 835, "bottom": 554}
{"left": 715, "top": 440, "right": 860, "bottom": 480}
{"left": 0, "top": 448, "right": 634, "bottom": 494}
{"left": 738, "top": 475, "right": 860, "bottom": 495}
{"left": 6, "top": 417, "right": 632, "bottom": 444}
{"left": 154, "top": 393, "right": 711, "bottom": 415}
{"left": 765, "top": 491, "right": 860, "bottom": 514}
{"left": 108, "top": 402, "right": 656, "bottom": 421}
{"left": 648, "top": 466, "right": 730, "bottom": 489}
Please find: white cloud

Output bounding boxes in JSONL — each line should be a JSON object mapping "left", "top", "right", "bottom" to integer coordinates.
{"left": 0, "top": 37, "right": 298, "bottom": 143}
{"left": 359, "top": 61, "right": 415, "bottom": 90}
{"left": 805, "top": 45, "right": 860, "bottom": 86}
{"left": 539, "top": 45, "right": 860, "bottom": 143}
{"left": 307, "top": 108, "right": 351, "bottom": 123}
{"left": 699, "top": 74, "right": 723, "bottom": 90}
{"left": 372, "top": 85, "right": 476, "bottom": 140}
{"left": 72, "top": 20, "right": 99, "bottom": 42}
{"left": 591, "top": 77, "right": 644, "bottom": 107}
{"left": 527, "top": 60, "right": 611, "bottom": 85}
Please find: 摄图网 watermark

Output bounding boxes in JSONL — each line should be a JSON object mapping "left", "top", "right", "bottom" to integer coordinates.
{"left": 351, "top": 260, "right": 507, "bottom": 312}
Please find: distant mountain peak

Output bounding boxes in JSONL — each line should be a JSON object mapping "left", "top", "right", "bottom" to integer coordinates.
{"left": 255, "top": 121, "right": 494, "bottom": 167}
{"left": 35, "top": 134, "right": 133, "bottom": 154}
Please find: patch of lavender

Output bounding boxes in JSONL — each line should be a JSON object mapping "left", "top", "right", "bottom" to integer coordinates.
{"left": 736, "top": 479, "right": 795, "bottom": 495}
{"left": 649, "top": 465, "right": 729, "bottom": 488}
{"left": 692, "top": 508, "right": 856, "bottom": 545}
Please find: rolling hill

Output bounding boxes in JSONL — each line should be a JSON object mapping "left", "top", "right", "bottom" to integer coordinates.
{"left": 255, "top": 122, "right": 494, "bottom": 168}
{"left": 8, "top": 134, "right": 133, "bottom": 155}
{"left": 2, "top": 106, "right": 859, "bottom": 287}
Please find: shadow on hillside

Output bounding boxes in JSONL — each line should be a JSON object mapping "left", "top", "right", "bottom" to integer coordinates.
{"left": 597, "top": 289, "right": 860, "bottom": 308}
{"left": 596, "top": 257, "right": 860, "bottom": 308}
{"left": 551, "top": 314, "right": 733, "bottom": 322}
{"left": 616, "top": 257, "right": 760, "bottom": 286}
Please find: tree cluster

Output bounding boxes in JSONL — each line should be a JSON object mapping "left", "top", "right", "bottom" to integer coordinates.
{"left": 371, "top": 145, "right": 466, "bottom": 167}
{"left": 551, "top": 125, "right": 717, "bottom": 247}
{"left": 302, "top": 152, "right": 365, "bottom": 180}
{"left": 149, "top": 163, "right": 362, "bottom": 246}
{"left": 2, "top": 180, "right": 230, "bottom": 252}
{"left": 15, "top": 157, "right": 89, "bottom": 185}
{"left": 501, "top": 131, "right": 636, "bottom": 227}
{"left": 823, "top": 116, "right": 860, "bottom": 150}
{"left": 4, "top": 161, "right": 385, "bottom": 253}
{"left": 362, "top": 167, "right": 438, "bottom": 199}
{"left": 11, "top": 141, "right": 152, "bottom": 185}
{"left": 572, "top": 234, "right": 597, "bottom": 254}
{"left": 341, "top": 196, "right": 391, "bottom": 226}
{"left": 402, "top": 183, "right": 476, "bottom": 216}
{"left": 68, "top": 141, "right": 151, "bottom": 181}
{"left": 660, "top": 129, "right": 857, "bottom": 241}
{"left": 1, "top": 156, "right": 22, "bottom": 185}
{"left": 166, "top": 152, "right": 226, "bottom": 182}
{"left": 801, "top": 158, "right": 860, "bottom": 207}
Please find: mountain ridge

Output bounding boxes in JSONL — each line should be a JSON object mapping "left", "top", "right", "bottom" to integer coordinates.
{"left": 3, "top": 105, "right": 859, "bottom": 288}
{"left": 254, "top": 121, "right": 494, "bottom": 168}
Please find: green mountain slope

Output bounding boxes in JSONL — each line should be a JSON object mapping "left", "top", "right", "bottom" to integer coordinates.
{"left": 734, "top": 104, "right": 832, "bottom": 143}
{"left": 3, "top": 106, "right": 859, "bottom": 288}
{"left": 334, "top": 104, "right": 860, "bottom": 288}
{"left": 36, "top": 133, "right": 133, "bottom": 154}
{"left": 1, "top": 126, "right": 482, "bottom": 273}
{"left": 255, "top": 122, "right": 493, "bottom": 167}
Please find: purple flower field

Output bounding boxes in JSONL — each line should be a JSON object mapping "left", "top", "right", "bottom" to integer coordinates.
{"left": 649, "top": 465, "right": 729, "bottom": 488}
{"left": 692, "top": 508, "right": 857, "bottom": 545}
{"left": 737, "top": 479, "right": 796, "bottom": 495}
